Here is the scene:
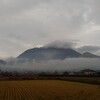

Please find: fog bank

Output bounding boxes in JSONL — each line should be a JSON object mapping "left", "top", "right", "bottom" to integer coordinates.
{"left": 0, "top": 58, "right": 100, "bottom": 72}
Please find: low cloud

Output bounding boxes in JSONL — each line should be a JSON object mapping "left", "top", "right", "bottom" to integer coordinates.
{"left": 0, "top": 58, "right": 100, "bottom": 72}
{"left": 44, "top": 40, "right": 76, "bottom": 49}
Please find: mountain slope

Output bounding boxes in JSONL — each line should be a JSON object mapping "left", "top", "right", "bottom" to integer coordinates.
{"left": 18, "top": 47, "right": 100, "bottom": 60}
{"left": 18, "top": 47, "right": 81, "bottom": 60}
{"left": 80, "top": 52, "right": 100, "bottom": 58}
{"left": 0, "top": 60, "right": 6, "bottom": 65}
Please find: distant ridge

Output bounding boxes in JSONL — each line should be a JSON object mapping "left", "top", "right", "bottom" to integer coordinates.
{"left": 80, "top": 52, "right": 100, "bottom": 58}
{"left": 18, "top": 47, "right": 81, "bottom": 60}
{"left": 17, "top": 47, "right": 100, "bottom": 60}
{"left": 0, "top": 60, "right": 6, "bottom": 65}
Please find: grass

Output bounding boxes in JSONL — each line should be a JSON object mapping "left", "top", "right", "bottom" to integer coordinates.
{"left": 58, "top": 76, "right": 100, "bottom": 85}
{"left": 0, "top": 80, "right": 99, "bottom": 100}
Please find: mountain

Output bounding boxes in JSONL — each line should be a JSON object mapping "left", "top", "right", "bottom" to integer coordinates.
{"left": 0, "top": 60, "right": 6, "bottom": 65}
{"left": 18, "top": 47, "right": 81, "bottom": 60}
{"left": 18, "top": 47, "right": 100, "bottom": 60}
{"left": 80, "top": 52, "right": 100, "bottom": 58}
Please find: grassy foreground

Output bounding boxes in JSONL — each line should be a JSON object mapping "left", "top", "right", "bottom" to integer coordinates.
{"left": 0, "top": 80, "right": 99, "bottom": 100}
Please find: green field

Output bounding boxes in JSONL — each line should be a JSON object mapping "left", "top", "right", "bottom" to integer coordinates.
{"left": 0, "top": 80, "right": 99, "bottom": 100}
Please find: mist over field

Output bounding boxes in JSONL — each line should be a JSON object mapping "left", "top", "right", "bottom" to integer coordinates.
{"left": 0, "top": 58, "right": 99, "bottom": 72}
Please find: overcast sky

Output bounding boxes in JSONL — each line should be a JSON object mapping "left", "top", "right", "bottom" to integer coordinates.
{"left": 0, "top": 0, "right": 100, "bottom": 57}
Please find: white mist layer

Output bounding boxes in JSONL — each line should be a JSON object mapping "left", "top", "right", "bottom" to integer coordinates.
{"left": 0, "top": 58, "right": 100, "bottom": 72}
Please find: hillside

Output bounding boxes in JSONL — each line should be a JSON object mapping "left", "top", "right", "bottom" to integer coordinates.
{"left": 18, "top": 47, "right": 100, "bottom": 60}
{"left": 0, "top": 60, "right": 6, "bottom": 65}
{"left": 80, "top": 52, "right": 100, "bottom": 58}
{"left": 18, "top": 47, "right": 81, "bottom": 60}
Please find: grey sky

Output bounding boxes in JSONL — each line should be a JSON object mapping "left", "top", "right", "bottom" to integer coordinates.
{"left": 0, "top": 0, "right": 100, "bottom": 57}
